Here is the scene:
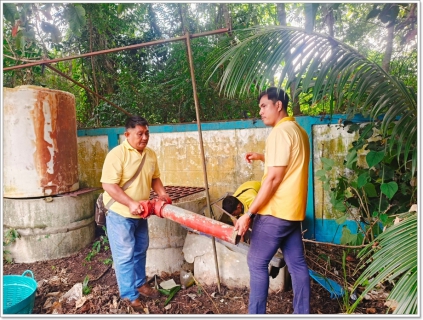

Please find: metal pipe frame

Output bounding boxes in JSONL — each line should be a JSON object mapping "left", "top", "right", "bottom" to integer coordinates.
{"left": 184, "top": 30, "right": 222, "bottom": 292}
{"left": 3, "top": 28, "right": 230, "bottom": 72}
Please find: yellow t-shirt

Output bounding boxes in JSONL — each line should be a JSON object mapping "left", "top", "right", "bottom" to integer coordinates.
{"left": 100, "top": 139, "right": 161, "bottom": 218}
{"left": 259, "top": 117, "right": 310, "bottom": 221}
{"left": 233, "top": 181, "right": 261, "bottom": 214}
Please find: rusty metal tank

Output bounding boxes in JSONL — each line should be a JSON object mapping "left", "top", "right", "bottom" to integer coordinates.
{"left": 3, "top": 85, "right": 79, "bottom": 198}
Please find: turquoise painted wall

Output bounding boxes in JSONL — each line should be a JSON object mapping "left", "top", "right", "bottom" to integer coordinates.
{"left": 78, "top": 114, "right": 370, "bottom": 243}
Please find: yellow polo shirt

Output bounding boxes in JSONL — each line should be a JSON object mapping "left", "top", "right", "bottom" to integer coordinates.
{"left": 259, "top": 117, "right": 310, "bottom": 221}
{"left": 233, "top": 181, "right": 261, "bottom": 214}
{"left": 100, "top": 139, "right": 161, "bottom": 218}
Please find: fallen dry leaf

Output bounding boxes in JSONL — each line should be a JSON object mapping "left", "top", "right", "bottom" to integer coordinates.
{"left": 384, "top": 299, "right": 398, "bottom": 311}
{"left": 366, "top": 307, "right": 376, "bottom": 314}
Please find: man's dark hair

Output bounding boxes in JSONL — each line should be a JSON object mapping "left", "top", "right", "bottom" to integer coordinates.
{"left": 125, "top": 116, "right": 149, "bottom": 130}
{"left": 222, "top": 196, "right": 241, "bottom": 214}
{"left": 258, "top": 87, "right": 289, "bottom": 111}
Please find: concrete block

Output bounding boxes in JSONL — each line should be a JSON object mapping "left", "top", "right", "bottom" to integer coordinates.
{"left": 182, "top": 233, "right": 286, "bottom": 292}
{"left": 146, "top": 194, "right": 207, "bottom": 275}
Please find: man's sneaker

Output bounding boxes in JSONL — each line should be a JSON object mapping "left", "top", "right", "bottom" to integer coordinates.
{"left": 137, "top": 283, "right": 160, "bottom": 299}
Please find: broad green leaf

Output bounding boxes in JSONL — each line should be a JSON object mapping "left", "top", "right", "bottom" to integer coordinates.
{"left": 348, "top": 233, "right": 358, "bottom": 245}
{"left": 366, "top": 141, "right": 385, "bottom": 151}
{"left": 340, "top": 226, "right": 352, "bottom": 245}
{"left": 15, "top": 30, "right": 25, "bottom": 50}
{"left": 158, "top": 288, "right": 170, "bottom": 295}
{"left": 164, "top": 285, "right": 181, "bottom": 306}
{"left": 333, "top": 200, "right": 346, "bottom": 212}
{"left": 335, "top": 215, "right": 346, "bottom": 225}
{"left": 315, "top": 169, "right": 327, "bottom": 178}
{"left": 345, "top": 149, "right": 357, "bottom": 169}
{"left": 347, "top": 123, "right": 360, "bottom": 134}
{"left": 363, "top": 183, "right": 377, "bottom": 197}
{"left": 379, "top": 213, "right": 388, "bottom": 224}
{"left": 321, "top": 158, "right": 334, "bottom": 170}
{"left": 366, "top": 151, "right": 385, "bottom": 168}
{"left": 380, "top": 164, "right": 395, "bottom": 180}
{"left": 3, "top": 3, "right": 18, "bottom": 23}
{"left": 318, "top": 176, "right": 327, "bottom": 182}
{"left": 381, "top": 181, "right": 398, "bottom": 199}
{"left": 357, "top": 172, "right": 369, "bottom": 188}
{"left": 67, "top": 4, "right": 86, "bottom": 35}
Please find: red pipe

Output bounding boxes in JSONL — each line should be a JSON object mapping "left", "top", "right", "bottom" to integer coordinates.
{"left": 155, "top": 203, "right": 240, "bottom": 245}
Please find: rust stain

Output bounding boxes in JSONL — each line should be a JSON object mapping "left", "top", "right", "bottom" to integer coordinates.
{"left": 31, "top": 88, "right": 78, "bottom": 195}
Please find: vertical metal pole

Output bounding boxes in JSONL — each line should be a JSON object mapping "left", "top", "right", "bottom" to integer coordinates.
{"left": 184, "top": 31, "right": 221, "bottom": 293}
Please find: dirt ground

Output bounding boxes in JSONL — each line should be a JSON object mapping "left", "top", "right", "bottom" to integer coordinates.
{"left": 3, "top": 229, "right": 391, "bottom": 315}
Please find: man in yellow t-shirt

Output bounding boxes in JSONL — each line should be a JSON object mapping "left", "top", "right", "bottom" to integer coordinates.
{"left": 235, "top": 87, "right": 310, "bottom": 314}
{"left": 100, "top": 116, "right": 170, "bottom": 312}
{"left": 221, "top": 180, "right": 261, "bottom": 225}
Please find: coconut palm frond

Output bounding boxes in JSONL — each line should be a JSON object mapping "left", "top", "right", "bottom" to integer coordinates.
{"left": 351, "top": 212, "right": 417, "bottom": 314}
{"left": 206, "top": 26, "right": 417, "bottom": 171}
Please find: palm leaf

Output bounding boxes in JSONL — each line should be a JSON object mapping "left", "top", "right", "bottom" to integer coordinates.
{"left": 206, "top": 26, "right": 417, "bottom": 168}
{"left": 351, "top": 212, "right": 417, "bottom": 314}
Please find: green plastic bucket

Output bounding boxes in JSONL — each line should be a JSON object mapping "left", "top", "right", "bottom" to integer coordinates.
{"left": 3, "top": 270, "right": 37, "bottom": 314}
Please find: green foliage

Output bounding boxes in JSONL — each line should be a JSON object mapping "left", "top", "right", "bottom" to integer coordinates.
{"left": 158, "top": 285, "right": 181, "bottom": 306}
{"left": 3, "top": 229, "right": 20, "bottom": 264}
{"left": 3, "top": 3, "right": 417, "bottom": 132}
{"left": 82, "top": 275, "right": 92, "bottom": 295}
{"left": 64, "top": 4, "right": 86, "bottom": 36}
{"left": 84, "top": 231, "right": 111, "bottom": 262}
{"left": 318, "top": 122, "right": 417, "bottom": 245}
{"left": 207, "top": 24, "right": 417, "bottom": 171}
{"left": 351, "top": 211, "right": 417, "bottom": 314}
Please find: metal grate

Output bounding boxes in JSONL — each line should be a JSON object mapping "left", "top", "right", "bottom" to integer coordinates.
{"left": 149, "top": 186, "right": 205, "bottom": 201}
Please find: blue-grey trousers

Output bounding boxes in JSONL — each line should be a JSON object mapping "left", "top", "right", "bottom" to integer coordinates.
{"left": 247, "top": 214, "right": 310, "bottom": 314}
{"left": 106, "top": 210, "right": 149, "bottom": 302}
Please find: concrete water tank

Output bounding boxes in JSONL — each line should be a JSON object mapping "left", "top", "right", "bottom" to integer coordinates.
{"left": 3, "top": 85, "right": 79, "bottom": 198}
{"left": 3, "top": 189, "right": 98, "bottom": 263}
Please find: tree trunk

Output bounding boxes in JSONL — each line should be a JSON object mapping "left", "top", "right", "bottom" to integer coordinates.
{"left": 88, "top": 15, "right": 99, "bottom": 107}
{"left": 326, "top": 5, "right": 335, "bottom": 37}
{"left": 178, "top": 4, "right": 186, "bottom": 33}
{"left": 382, "top": 24, "right": 394, "bottom": 73}
{"left": 222, "top": 3, "right": 230, "bottom": 30}
{"left": 277, "top": 3, "right": 286, "bottom": 26}
{"left": 276, "top": 3, "right": 301, "bottom": 115}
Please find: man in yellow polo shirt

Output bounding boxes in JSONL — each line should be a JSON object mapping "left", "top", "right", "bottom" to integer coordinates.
{"left": 101, "top": 116, "right": 169, "bottom": 312}
{"left": 221, "top": 180, "right": 261, "bottom": 225}
{"left": 235, "top": 87, "right": 310, "bottom": 314}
